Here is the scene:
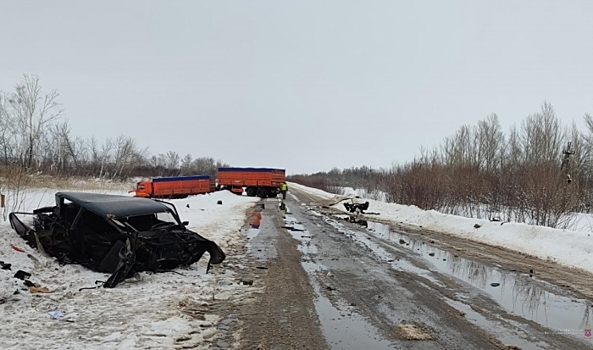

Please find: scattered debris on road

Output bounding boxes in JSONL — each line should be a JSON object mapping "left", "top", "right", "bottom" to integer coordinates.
{"left": 344, "top": 201, "right": 370, "bottom": 214}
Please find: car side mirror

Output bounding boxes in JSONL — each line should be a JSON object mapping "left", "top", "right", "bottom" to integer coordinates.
{"left": 182, "top": 221, "right": 189, "bottom": 226}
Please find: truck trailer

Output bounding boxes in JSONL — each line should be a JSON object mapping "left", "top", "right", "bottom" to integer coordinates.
{"left": 217, "top": 167, "right": 285, "bottom": 198}
{"left": 130, "top": 175, "right": 216, "bottom": 199}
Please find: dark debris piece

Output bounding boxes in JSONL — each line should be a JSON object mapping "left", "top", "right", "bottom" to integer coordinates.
{"left": 23, "top": 280, "right": 35, "bottom": 287}
{"left": 0, "top": 261, "right": 11, "bottom": 270}
{"left": 14, "top": 270, "right": 31, "bottom": 280}
{"left": 344, "top": 201, "right": 370, "bottom": 214}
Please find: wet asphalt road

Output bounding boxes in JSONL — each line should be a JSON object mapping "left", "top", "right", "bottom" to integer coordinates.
{"left": 267, "top": 188, "right": 593, "bottom": 350}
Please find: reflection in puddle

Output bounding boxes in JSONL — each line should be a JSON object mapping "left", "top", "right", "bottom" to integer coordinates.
{"left": 285, "top": 211, "right": 393, "bottom": 349}
{"left": 443, "top": 298, "right": 549, "bottom": 350}
{"left": 246, "top": 215, "right": 278, "bottom": 260}
{"left": 246, "top": 228, "right": 260, "bottom": 240}
{"left": 393, "top": 258, "right": 444, "bottom": 287}
{"left": 302, "top": 261, "right": 393, "bottom": 349}
{"left": 361, "top": 221, "right": 593, "bottom": 337}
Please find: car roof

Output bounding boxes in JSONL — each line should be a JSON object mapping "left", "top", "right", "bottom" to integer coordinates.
{"left": 56, "top": 192, "right": 170, "bottom": 219}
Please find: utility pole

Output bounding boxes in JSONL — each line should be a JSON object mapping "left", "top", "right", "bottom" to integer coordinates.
{"left": 561, "top": 142, "right": 574, "bottom": 183}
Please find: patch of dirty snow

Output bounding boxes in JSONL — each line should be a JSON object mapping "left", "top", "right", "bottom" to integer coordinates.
{"left": 0, "top": 187, "right": 258, "bottom": 349}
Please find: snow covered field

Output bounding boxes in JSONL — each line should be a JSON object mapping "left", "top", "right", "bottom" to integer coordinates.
{"left": 0, "top": 187, "right": 259, "bottom": 349}
{"left": 289, "top": 182, "right": 593, "bottom": 275}
{"left": 3, "top": 180, "right": 593, "bottom": 349}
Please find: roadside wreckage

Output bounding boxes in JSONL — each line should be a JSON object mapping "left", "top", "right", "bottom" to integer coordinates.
{"left": 344, "top": 201, "right": 370, "bottom": 214}
{"left": 9, "top": 192, "right": 225, "bottom": 288}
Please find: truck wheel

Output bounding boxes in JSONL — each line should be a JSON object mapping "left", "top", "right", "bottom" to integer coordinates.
{"left": 256, "top": 188, "right": 266, "bottom": 198}
{"left": 246, "top": 187, "right": 256, "bottom": 197}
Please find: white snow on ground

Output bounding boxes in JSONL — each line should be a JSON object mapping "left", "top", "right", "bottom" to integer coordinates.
{"left": 337, "top": 187, "right": 388, "bottom": 202}
{"left": 4, "top": 180, "right": 593, "bottom": 348}
{"left": 286, "top": 182, "right": 336, "bottom": 200}
{"left": 289, "top": 182, "right": 593, "bottom": 274}
{"left": 0, "top": 187, "right": 258, "bottom": 349}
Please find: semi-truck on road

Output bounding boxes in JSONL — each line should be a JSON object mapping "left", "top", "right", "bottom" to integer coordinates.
{"left": 217, "top": 167, "right": 285, "bottom": 198}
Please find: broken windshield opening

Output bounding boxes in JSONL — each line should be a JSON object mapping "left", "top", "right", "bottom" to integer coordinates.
{"left": 118, "top": 211, "right": 179, "bottom": 232}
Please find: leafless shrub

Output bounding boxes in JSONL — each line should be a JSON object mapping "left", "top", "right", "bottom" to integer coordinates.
{"left": 294, "top": 103, "right": 593, "bottom": 229}
{"left": 0, "top": 75, "right": 230, "bottom": 179}
{"left": 0, "top": 165, "right": 32, "bottom": 213}
{"left": 381, "top": 103, "right": 586, "bottom": 228}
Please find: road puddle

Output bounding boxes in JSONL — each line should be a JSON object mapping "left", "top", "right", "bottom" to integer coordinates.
{"left": 283, "top": 210, "right": 394, "bottom": 349}
{"left": 301, "top": 260, "right": 394, "bottom": 350}
{"left": 246, "top": 214, "right": 279, "bottom": 260}
{"left": 443, "top": 297, "right": 549, "bottom": 350}
{"left": 362, "top": 221, "right": 593, "bottom": 341}
{"left": 246, "top": 228, "right": 260, "bottom": 240}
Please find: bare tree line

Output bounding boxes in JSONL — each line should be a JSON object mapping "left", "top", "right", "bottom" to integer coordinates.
{"left": 0, "top": 74, "right": 228, "bottom": 180}
{"left": 289, "top": 102, "right": 593, "bottom": 228}
{"left": 4, "top": 75, "right": 589, "bottom": 228}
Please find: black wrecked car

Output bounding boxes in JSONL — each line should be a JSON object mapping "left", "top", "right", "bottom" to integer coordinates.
{"left": 9, "top": 192, "right": 225, "bottom": 287}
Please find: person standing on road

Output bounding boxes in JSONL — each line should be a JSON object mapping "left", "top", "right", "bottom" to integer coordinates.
{"left": 280, "top": 182, "right": 288, "bottom": 200}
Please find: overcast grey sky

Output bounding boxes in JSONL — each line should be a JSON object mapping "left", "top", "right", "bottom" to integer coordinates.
{"left": 1, "top": 1, "right": 593, "bottom": 174}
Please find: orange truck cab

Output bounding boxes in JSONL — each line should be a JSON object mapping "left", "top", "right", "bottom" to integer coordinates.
{"left": 217, "top": 167, "right": 285, "bottom": 198}
{"left": 130, "top": 175, "right": 215, "bottom": 199}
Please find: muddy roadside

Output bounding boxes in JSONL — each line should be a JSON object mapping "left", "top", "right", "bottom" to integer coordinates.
{"left": 210, "top": 203, "right": 327, "bottom": 350}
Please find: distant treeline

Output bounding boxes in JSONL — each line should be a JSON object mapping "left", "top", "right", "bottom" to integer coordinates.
{"left": 288, "top": 103, "right": 593, "bottom": 228}
{"left": 0, "top": 74, "right": 228, "bottom": 179}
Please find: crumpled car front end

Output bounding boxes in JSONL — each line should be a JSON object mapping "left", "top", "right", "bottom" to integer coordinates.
{"left": 9, "top": 192, "right": 226, "bottom": 288}
{"left": 134, "top": 227, "right": 226, "bottom": 271}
